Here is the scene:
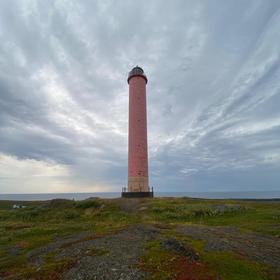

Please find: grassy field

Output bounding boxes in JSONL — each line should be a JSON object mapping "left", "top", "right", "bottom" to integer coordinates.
{"left": 0, "top": 197, "right": 279, "bottom": 279}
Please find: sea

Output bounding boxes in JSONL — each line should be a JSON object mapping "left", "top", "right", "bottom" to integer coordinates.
{"left": 0, "top": 191, "right": 280, "bottom": 201}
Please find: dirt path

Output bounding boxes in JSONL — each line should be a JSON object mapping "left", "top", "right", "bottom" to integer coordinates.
{"left": 177, "top": 224, "right": 280, "bottom": 271}
{"left": 113, "top": 198, "right": 149, "bottom": 213}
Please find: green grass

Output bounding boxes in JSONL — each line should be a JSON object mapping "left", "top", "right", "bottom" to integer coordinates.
{"left": 0, "top": 198, "right": 139, "bottom": 278}
{"left": 203, "top": 251, "right": 272, "bottom": 280}
{"left": 0, "top": 197, "right": 279, "bottom": 279}
{"left": 143, "top": 198, "right": 280, "bottom": 236}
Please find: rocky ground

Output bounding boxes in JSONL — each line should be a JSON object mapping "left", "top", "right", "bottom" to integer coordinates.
{"left": 1, "top": 197, "right": 280, "bottom": 279}
{"left": 10, "top": 223, "right": 279, "bottom": 279}
{"left": 177, "top": 224, "right": 280, "bottom": 271}
{"left": 13, "top": 224, "right": 159, "bottom": 280}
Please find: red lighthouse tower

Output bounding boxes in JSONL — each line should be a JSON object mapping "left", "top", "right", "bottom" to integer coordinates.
{"left": 122, "top": 66, "right": 153, "bottom": 198}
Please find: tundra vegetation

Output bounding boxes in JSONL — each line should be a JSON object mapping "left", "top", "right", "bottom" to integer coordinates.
{"left": 0, "top": 197, "right": 279, "bottom": 279}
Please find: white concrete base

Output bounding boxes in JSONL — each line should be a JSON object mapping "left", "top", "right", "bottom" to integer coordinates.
{"left": 128, "top": 176, "right": 149, "bottom": 192}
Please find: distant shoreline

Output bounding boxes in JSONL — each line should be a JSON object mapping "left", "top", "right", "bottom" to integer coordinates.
{"left": 0, "top": 191, "right": 280, "bottom": 201}
{"left": 0, "top": 198, "right": 280, "bottom": 203}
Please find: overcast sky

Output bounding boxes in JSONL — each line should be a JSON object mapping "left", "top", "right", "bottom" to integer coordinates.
{"left": 0, "top": 0, "right": 280, "bottom": 194}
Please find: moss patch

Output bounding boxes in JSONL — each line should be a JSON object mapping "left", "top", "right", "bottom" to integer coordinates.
{"left": 139, "top": 239, "right": 216, "bottom": 280}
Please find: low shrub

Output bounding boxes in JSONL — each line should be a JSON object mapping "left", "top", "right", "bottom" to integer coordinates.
{"left": 45, "top": 199, "right": 76, "bottom": 209}
{"left": 14, "top": 209, "right": 42, "bottom": 221}
{"left": 75, "top": 200, "right": 101, "bottom": 209}
{"left": 191, "top": 205, "right": 247, "bottom": 218}
{"left": 62, "top": 210, "right": 80, "bottom": 220}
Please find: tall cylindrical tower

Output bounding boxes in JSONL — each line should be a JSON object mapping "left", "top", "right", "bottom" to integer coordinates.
{"left": 122, "top": 66, "right": 153, "bottom": 197}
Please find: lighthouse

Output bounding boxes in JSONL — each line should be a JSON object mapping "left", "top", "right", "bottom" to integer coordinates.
{"left": 122, "top": 66, "right": 153, "bottom": 198}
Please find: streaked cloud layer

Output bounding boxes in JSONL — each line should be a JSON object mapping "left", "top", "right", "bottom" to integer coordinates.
{"left": 0, "top": 0, "right": 280, "bottom": 193}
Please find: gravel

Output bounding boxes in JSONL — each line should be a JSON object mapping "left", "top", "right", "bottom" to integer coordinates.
{"left": 62, "top": 225, "right": 159, "bottom": 280}
{"left": 25, "top": 224, "right": 159, "bottom": 280}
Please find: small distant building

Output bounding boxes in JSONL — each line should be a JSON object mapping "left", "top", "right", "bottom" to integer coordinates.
{"left": 13, "top": 204, "right": 26, "bottom": 209}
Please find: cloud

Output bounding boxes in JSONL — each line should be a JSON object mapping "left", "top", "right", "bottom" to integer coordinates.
{"left": 0, "top": 0, "right": 280, "bottom": 193}
{"left": 0, "top": 153, "right": 112, "bottom": 193}
{"left": 0, "top": 153, "right": 69, "bottom": 178}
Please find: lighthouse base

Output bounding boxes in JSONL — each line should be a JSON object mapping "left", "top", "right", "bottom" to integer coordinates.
{"left": 121, "top": 191, "right": 153, "bottom": 198}
{"left": 127, "top": 176, "right": 149, "bottom": 192}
